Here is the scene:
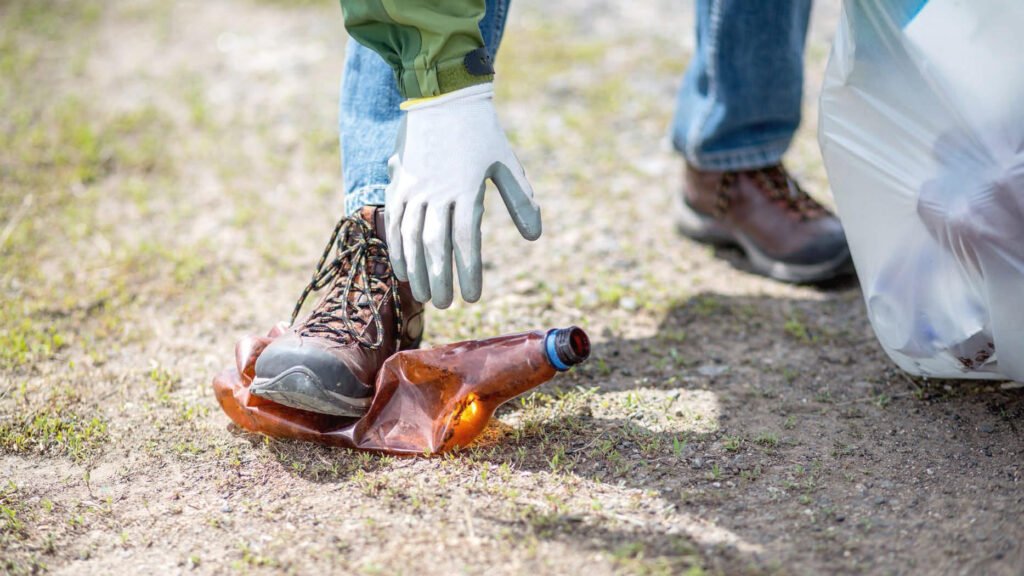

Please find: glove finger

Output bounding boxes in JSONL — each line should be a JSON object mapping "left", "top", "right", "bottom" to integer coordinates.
{"left": 422, "top": 203, "right": 455, "bottom": 309}
{"left": 400, "top": 201, "right": 431, "bottom": 303}
{"left": 489, "top": 159, "right": 542, "bottom": 241}
{"left": 452, "top": 193, "right": 484, "bottom": 303}
{"left": 384, "top": 188, "right": 408, "bottom": 281}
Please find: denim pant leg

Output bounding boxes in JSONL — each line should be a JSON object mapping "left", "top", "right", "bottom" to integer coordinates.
{"left": 672, "top": 0, "right": 812, "bottom": 171}
{"left": 340, "top": 0, "right": 511, "bottom": 215}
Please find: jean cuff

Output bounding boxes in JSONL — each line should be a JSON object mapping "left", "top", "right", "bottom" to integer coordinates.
{"left": 678, "top": 138, "right": 792, "bottom": 172}
{"left": 344, "top": 184, "right": 387, "bottom": 216}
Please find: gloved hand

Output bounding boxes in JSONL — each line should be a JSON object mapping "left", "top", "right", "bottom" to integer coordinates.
{"left": 385, "top": 82, "right": 542, "bottom": 309}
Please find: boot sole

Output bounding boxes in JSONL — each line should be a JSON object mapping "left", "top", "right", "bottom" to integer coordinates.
{"left": 674, "top": 196, "right": 853, "bottom": 284}
{"left": 250, "top": 367, "right": 371, "bottom": 418}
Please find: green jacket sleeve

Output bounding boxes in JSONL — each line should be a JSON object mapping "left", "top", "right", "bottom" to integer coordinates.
{"left": 340, "top": 0, "right": 495, "bottom": 99}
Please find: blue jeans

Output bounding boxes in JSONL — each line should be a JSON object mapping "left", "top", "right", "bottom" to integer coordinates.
{"left": 340, "top": 0, "right": 810, "bottom": 214}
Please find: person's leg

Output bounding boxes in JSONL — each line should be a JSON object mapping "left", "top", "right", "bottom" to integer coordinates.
{"left": 339, "top": 43, "right": 402, "bottom": 215}
{"left": 340, "top": 0, "right": 512, "bottom": 215}
{"left": 252, "top": 1, "right": 515, "bottom": 418}
{"left": 671, "top": 0, "right": 853, "bottom": 284}
{"left": 672, "top": 0, "right": 812, "bottom": 170}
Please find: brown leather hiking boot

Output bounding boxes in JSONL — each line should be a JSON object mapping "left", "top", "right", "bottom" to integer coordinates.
{"left": 249, "top": 207, "right": 425, "bottom": 417}
{"left": 675, "top": 163, "right": 853, "bottom": 283}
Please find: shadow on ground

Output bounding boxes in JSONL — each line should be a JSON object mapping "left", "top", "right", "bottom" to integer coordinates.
{"left": 258, "top": 288, "right": 1024, "bottom": 573}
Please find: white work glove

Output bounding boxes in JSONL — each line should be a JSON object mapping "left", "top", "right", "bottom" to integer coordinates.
{"left": 385, "top": 82, "right": 542, "bottom": 308}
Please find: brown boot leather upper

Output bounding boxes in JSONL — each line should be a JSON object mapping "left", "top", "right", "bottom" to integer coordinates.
{"left": 677, "top": 163, "right": 852, "bottom": 283}
{"left": 250, "top": 207, "right": 424, "bottom": 417}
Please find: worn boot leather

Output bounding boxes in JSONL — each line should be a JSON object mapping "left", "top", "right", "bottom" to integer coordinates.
{"left": 250, "top": 207, "right": 425, "bottom": 417}
{"left": 676, "top": 163, "right": 852, "bottom": 283}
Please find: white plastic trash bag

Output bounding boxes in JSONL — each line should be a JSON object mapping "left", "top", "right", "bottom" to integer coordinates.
{"left": 819, "top": 0, "right": 1024, "bottom": 380}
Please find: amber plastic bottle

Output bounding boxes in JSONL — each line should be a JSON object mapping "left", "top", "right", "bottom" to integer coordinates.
{"left": 213, "top": 327, "right": 590, "bottom": 455}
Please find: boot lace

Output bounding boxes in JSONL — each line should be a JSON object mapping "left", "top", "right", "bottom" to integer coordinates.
{"left": 716, "top": 166, "right": 827, "bottom": 221}
{"left": 753, "top": 166, "right": 827, "bottom": 220}
{"left": 289, "top": 213, "right": 403, "bottom": 350}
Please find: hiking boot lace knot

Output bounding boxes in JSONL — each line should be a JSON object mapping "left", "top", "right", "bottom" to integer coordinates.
{"left": 289, "top": 214, "right": 403, "bottom": 350}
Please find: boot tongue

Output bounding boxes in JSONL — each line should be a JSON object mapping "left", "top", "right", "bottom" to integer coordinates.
{"left": 352, "top": 207, "right": 389, "bottom": 275}
{"left": 356, "top": 206, "right": 387, "bottom": 241}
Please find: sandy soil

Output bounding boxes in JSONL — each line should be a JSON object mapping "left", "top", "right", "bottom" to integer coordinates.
{"left": 2, "top": 0, "right": 1023, "bottom": 574}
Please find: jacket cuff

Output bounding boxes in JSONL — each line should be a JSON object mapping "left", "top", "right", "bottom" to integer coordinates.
{"left": 394, "top": 47, "right": 495, "bottom": 99}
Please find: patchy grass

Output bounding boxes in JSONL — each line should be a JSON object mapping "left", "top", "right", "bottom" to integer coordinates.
{"left": 1, "top": 481, "right": 27, "bottom": 538}
{"left": 0, "top": 302, "right": 67, "bottom": 370}
{"left": 3, "top": 0, "right": 1020, "bottom": 575}
{"left": 0, "top": 396, "right": 108, "bottom": 461}
{"left": 783, "top": 315, "right": 813, "bottom": 343}
{"left": 755, "top": 431, "right": 779, "bottom": 449}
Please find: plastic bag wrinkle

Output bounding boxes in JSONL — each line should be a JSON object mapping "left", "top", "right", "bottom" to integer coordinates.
{"left": 820, "top": 0, "right": 1024, "bottom": 381}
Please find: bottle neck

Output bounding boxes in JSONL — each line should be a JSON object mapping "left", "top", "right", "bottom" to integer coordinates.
{"left": 544, "top": 327, "right": 590, "bottom": 371}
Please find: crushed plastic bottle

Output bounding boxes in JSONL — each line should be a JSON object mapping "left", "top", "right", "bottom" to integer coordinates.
{"left": 213, "top": 326, "right": 590, "bottom": 455}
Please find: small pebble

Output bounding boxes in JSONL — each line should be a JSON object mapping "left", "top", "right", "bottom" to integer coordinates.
{"left": 697, "top": 364, "right": 728, "bottom": 377}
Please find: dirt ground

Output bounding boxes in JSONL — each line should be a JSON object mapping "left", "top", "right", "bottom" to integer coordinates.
{"left": 3, "top": 0, "right": 1024, "bottom": 574}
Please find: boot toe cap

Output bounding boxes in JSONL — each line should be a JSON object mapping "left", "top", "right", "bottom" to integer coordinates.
{"left": 785, "top": 224, "right": 850, "bottom": 266}
{"left": 251, "top": 336, "right": 373, "bottom": 417}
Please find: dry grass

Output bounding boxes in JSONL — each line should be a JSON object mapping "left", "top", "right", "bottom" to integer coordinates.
{"left": 3, "top": 1, "right": 1024, "bottom": 574}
